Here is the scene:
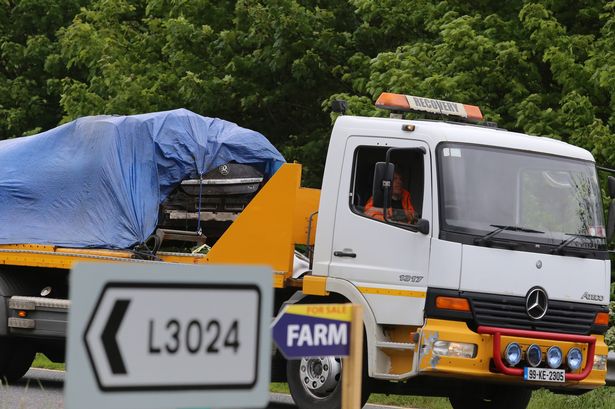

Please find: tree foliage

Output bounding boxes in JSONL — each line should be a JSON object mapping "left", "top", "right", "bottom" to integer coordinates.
{"left": 1, "top": 0, "right": 615, "bottom": 187}
{"left": 332, "top": 0, "right": 615, "bottom": 156}
{"left": 0, "top": 0, "right": 89, "bottom": 139}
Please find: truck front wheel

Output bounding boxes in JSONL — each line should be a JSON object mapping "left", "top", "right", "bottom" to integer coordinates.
{"left": 286, "top": 356, "right": 370, "bottom": 409}
{"left": 287, "top": 356, "right": 342, "bottom": 409}
{"left": 449, "top": 384, "right": 532, "bottom": 409}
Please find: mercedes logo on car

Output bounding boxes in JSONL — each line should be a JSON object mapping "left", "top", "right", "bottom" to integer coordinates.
{"left": 525, "top": 287, "right": 548, "bottom": 320}
{"left": 218, "top": 164, "right": 230, "bottom": 176}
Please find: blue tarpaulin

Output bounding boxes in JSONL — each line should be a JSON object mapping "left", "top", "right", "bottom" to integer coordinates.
{"left": 0, "top": 109, "right": 285, "bottom": 249}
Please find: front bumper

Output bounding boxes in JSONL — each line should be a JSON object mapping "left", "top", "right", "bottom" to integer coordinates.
{"left": 418, "top": 319, "right": 607, "bottom": 389}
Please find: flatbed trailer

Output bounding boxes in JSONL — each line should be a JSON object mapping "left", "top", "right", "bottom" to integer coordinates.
{"left": 0, "top": 163, "right": 320, "bottom": 379}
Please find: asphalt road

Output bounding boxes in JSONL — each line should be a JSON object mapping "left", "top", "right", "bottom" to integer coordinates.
{"left": 0, "top": 368, "right": 65, "bottom": 409}
{"left": 4, "top": 368, "right": 405, "bottom": 409}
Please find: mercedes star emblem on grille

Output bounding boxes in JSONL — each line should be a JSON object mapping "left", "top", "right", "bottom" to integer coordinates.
{"left": 526, "top": 287, "right": 548, "bottom": 320}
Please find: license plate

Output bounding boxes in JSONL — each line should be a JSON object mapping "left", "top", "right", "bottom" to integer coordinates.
{"left": 523, "top": 367, "right": 565, "bottom": 383}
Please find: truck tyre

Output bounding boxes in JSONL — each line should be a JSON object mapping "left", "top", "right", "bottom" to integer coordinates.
{"left": 0, "top": 338, "right": 35, "bottom": 383}
{"left": 449, "top": 384, "right": 532, "bottom": 409}
{"left": 286, "top": 356, "right": 370, "bottom": 409}
{"left": 0, "top": 268, "right": 39, "bottom": 382}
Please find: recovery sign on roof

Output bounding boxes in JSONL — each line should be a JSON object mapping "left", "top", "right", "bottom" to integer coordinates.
{"left": 375, "top": 92, "right": 484, "bottom": 121}
{"left": 408, "top": 96, "right": 465, "bottom": 116}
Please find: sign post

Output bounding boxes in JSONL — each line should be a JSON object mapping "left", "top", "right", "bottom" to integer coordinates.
{"left": 65, "top": 262, "right": 272, "bottom": 409}
{"left": 341, "top": 304, "right": 363, "bottom": 409}
{"left": 272, "top": 303, "right": 363, "bottom": 409}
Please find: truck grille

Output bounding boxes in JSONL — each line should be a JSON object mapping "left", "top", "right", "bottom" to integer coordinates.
{"left": 470, "top": 294, "right": 601, "bottom": 335}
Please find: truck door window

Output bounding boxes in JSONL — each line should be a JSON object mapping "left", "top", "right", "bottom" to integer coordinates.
{"left": 350, "top": 146, "right": 424, "bottom": 225}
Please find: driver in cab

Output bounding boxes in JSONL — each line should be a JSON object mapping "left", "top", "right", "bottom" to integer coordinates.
{"left": 364, "top": 170, "right": 416, "bottom": 223}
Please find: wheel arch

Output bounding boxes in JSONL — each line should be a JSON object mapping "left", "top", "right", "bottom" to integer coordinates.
{"left": 278, "top": 277, "right": 379, "bottom": 378}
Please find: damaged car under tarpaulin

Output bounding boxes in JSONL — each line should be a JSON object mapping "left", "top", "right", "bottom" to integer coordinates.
{"left": 0, "top": 109, "right": 285, "bottom": 249}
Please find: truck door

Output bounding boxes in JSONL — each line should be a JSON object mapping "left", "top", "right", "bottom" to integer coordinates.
{"left": 329, "top": 136, "right": 432, "bottom": 325}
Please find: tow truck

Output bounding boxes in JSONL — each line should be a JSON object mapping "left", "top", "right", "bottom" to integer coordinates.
{"left": 0, "top": 93, "right": 611, "bottom": 409}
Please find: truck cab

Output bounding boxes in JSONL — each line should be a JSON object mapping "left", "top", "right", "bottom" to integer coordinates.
{"left": 292, "top": 93, "right": 610, "bottom": 409}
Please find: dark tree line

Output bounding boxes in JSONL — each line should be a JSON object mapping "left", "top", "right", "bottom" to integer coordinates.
{"left": 1, "top": 0, "right": 614, "bottom": 345}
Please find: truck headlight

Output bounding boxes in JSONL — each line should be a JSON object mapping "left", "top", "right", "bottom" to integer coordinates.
{"left": 546, "top": 346, "right": 563, "bottom": 368}
{"left": 504, "top": 343, "right": 522, "bottom": 366}
{"left": 432, "top": 341, "right": 477, "bottom": 358}
{"left": 567, "top": 348, "right": 583, "bottom": 371}
{"left": 592, "top": 354, "right": 607, "bottom": 371}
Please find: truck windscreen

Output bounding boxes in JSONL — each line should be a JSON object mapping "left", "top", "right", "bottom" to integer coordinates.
{"left": 437, "top": 143, "right": 606, "bottom": 254}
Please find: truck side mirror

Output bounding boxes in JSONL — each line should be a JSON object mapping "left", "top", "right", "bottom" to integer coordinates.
{"left": 415, "top": 218, "right": 430, "bottom": 235}
{"left": 608, "top": 176, "right": 615, "bottom": 198}
{"left": 372, "top": 162, "right": 394, "bottom": 208}
{"left": 607, "top": 200, "right": 615, "bottom": 242}
{"left": 605, "top": 176, "right": 615, "bottom": 242}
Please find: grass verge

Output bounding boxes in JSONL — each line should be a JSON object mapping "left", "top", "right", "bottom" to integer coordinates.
{"left": 31, "top": 353, "right": 65, "bottom": 371}
{"left": 271, "top": 383, "right": 615, "bottom": 409}
{"left": 25, "top": 365, "right": 615, "bottom": 408}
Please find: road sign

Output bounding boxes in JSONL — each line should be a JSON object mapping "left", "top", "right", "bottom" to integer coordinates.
{"left": 271, "top": 303, "right": 353, "bottom": 359}
{"left": 65, "top": 262, "right": 272, "bottom": 409}
{"left": 85, "top": 283, "right": 261, "bottom": 391}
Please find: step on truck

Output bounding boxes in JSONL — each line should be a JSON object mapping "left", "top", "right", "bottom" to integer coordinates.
{"left": 0, "top": 94, "right": 611, "bottom": 409}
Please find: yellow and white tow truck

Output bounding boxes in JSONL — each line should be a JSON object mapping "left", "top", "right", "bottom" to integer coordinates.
{"left": 0, "top": 93, "right": 611, "bottom": 409}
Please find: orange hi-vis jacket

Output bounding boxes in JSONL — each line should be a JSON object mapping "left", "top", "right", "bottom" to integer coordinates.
{"left": 364, "top": 189, "right": 415, "bottom": 222}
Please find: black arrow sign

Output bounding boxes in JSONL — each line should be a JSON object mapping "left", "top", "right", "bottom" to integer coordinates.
{"left": 102, "top": 299, "right": 130, "bottom": 375}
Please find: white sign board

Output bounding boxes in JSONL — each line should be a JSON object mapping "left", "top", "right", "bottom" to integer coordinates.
{"left": 65, "top": 262, "right": 272, "bottom": 409}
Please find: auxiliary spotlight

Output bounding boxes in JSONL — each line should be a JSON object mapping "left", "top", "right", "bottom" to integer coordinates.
{"left": 546, "top": 346, "right": 563, "bottom": 368}
{"left": 526, "top": 344, "right": 542, "bottom": 367}
{"left": 504, "top": 343, "right": 522, "bottom": 366}
{"left": 567, "top": 348, "right": 583, "bottom": 371}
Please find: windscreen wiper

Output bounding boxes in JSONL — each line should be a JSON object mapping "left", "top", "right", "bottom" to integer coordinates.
{"left": 476, "top": 224, "right": 545, "bottom": 246}
{"left": 553, "top": 233, "right": 604, "bottom": 254}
